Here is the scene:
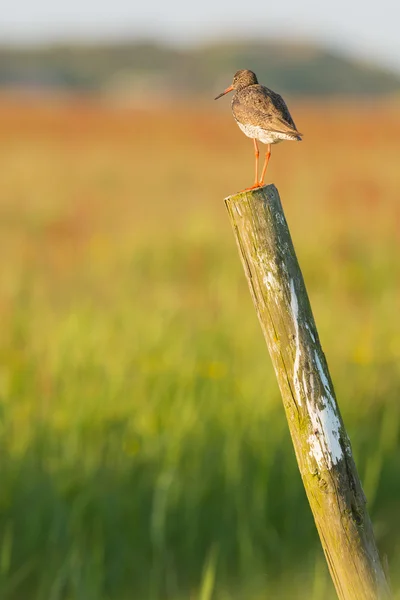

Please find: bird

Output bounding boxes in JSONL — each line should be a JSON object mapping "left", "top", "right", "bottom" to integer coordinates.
{"left": 215, "top": 69, "right": 302, "bottom": 189}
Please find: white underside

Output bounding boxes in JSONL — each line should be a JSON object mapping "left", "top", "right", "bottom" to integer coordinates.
{"left": 237, "top": 121, "right": 297, "bottom": 144}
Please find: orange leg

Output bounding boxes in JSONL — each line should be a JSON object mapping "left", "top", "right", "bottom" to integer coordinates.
{"left": 243, "top": 139, "right": 262, "bottom": 191}
{"left": 253, "top": 138, "right": 260, "bottom": 186}
{"left": 259, "top": 144, "right": 271, "bottom": 186}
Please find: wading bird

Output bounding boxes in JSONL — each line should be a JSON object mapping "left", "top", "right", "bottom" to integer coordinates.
{"left": 215, "top": 69, "right": 302, "bottom": 189}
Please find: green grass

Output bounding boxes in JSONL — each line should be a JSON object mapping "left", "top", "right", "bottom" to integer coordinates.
{"left": 0, "top": 100, "right": 400, "bottom": 598}
{"left": 1, "top": 222, "right": 399, "bottom": 599}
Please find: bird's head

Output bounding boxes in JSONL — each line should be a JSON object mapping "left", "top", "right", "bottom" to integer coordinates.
{"left": 214, "top": 70, "right": 258, "bottom": 100}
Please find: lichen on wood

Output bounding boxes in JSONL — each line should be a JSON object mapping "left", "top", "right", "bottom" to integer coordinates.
{"left": 225, "top": 184, "right": 391, "bottom": 600}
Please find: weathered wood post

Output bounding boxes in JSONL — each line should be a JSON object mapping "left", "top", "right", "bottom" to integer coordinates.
{"left": 225, "top": 184, "right": 391, "bottom": 600}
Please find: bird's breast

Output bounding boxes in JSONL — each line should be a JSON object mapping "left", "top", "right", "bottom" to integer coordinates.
{"left": 236, "top": 121, "right": 294, "bottom": 145}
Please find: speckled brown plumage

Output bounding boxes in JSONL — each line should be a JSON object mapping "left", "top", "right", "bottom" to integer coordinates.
{"left": 232, "top": 77, "right": 301, "bottom": 139}
{"left": 215, "top": 69, "right": 302, "bottom": 189}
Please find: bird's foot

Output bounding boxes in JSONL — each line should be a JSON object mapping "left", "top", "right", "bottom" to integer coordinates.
{"left": 241, "top": 181, "right": 264, "bottom": 192}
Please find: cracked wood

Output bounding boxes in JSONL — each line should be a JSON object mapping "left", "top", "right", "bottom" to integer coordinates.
{"left": 225, "top": 184, "right": 391, "bottom": 600}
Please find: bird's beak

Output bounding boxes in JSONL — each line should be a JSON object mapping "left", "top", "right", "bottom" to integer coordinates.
{"left": 214, "top": 85, "right": 234, "bottom": 100}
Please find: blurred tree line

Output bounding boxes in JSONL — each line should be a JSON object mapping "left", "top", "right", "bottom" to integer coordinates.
{"left": 0, "top": 40, "right": 399, "bottom": 96}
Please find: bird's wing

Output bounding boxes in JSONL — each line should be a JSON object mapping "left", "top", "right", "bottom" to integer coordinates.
{"left": 265, "top": 113, "right": 302, "bottom": 137}
{"left": 233, "top": 85, "right": 302, "bottom": 137}
{"left": 268, "top": 88, "right": 299, "bottom": 130}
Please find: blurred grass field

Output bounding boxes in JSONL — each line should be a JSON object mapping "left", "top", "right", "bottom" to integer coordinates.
{"left": 0, "top": 94, "right": 400, "bottom": 599}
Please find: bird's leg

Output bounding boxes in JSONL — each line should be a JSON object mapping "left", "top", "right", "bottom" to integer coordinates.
{"left": 259, "top": 144, "right": 271, "bottom": 186}
{"left": 242, "top": 139, "right": 261, "bottom": 191}
{"left": 253, "top": 138, "right": 260, "bottom": 187}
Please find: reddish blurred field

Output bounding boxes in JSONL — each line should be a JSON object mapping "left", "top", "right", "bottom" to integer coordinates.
{"left": 1, "top": 93, "right": 399, "bottom": 251}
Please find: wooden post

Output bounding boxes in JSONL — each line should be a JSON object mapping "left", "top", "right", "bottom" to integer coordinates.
{"left": 224, "top": 184, "right": 391, "bottom": 600}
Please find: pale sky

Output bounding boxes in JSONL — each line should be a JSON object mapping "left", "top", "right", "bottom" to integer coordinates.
{"left": 2, "top": 0, "right": 400, "bottom": 72}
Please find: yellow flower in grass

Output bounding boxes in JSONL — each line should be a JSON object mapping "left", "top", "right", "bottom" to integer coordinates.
{"left": 352, "top": 340, "right": 373, "bottom": 365}
{"left": 205, "top": 361, "right": 227, "bottom": 380}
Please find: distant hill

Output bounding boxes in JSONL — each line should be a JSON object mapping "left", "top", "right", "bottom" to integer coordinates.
{"left": 1, "top": 40, "right": 399, "bottom": 97}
